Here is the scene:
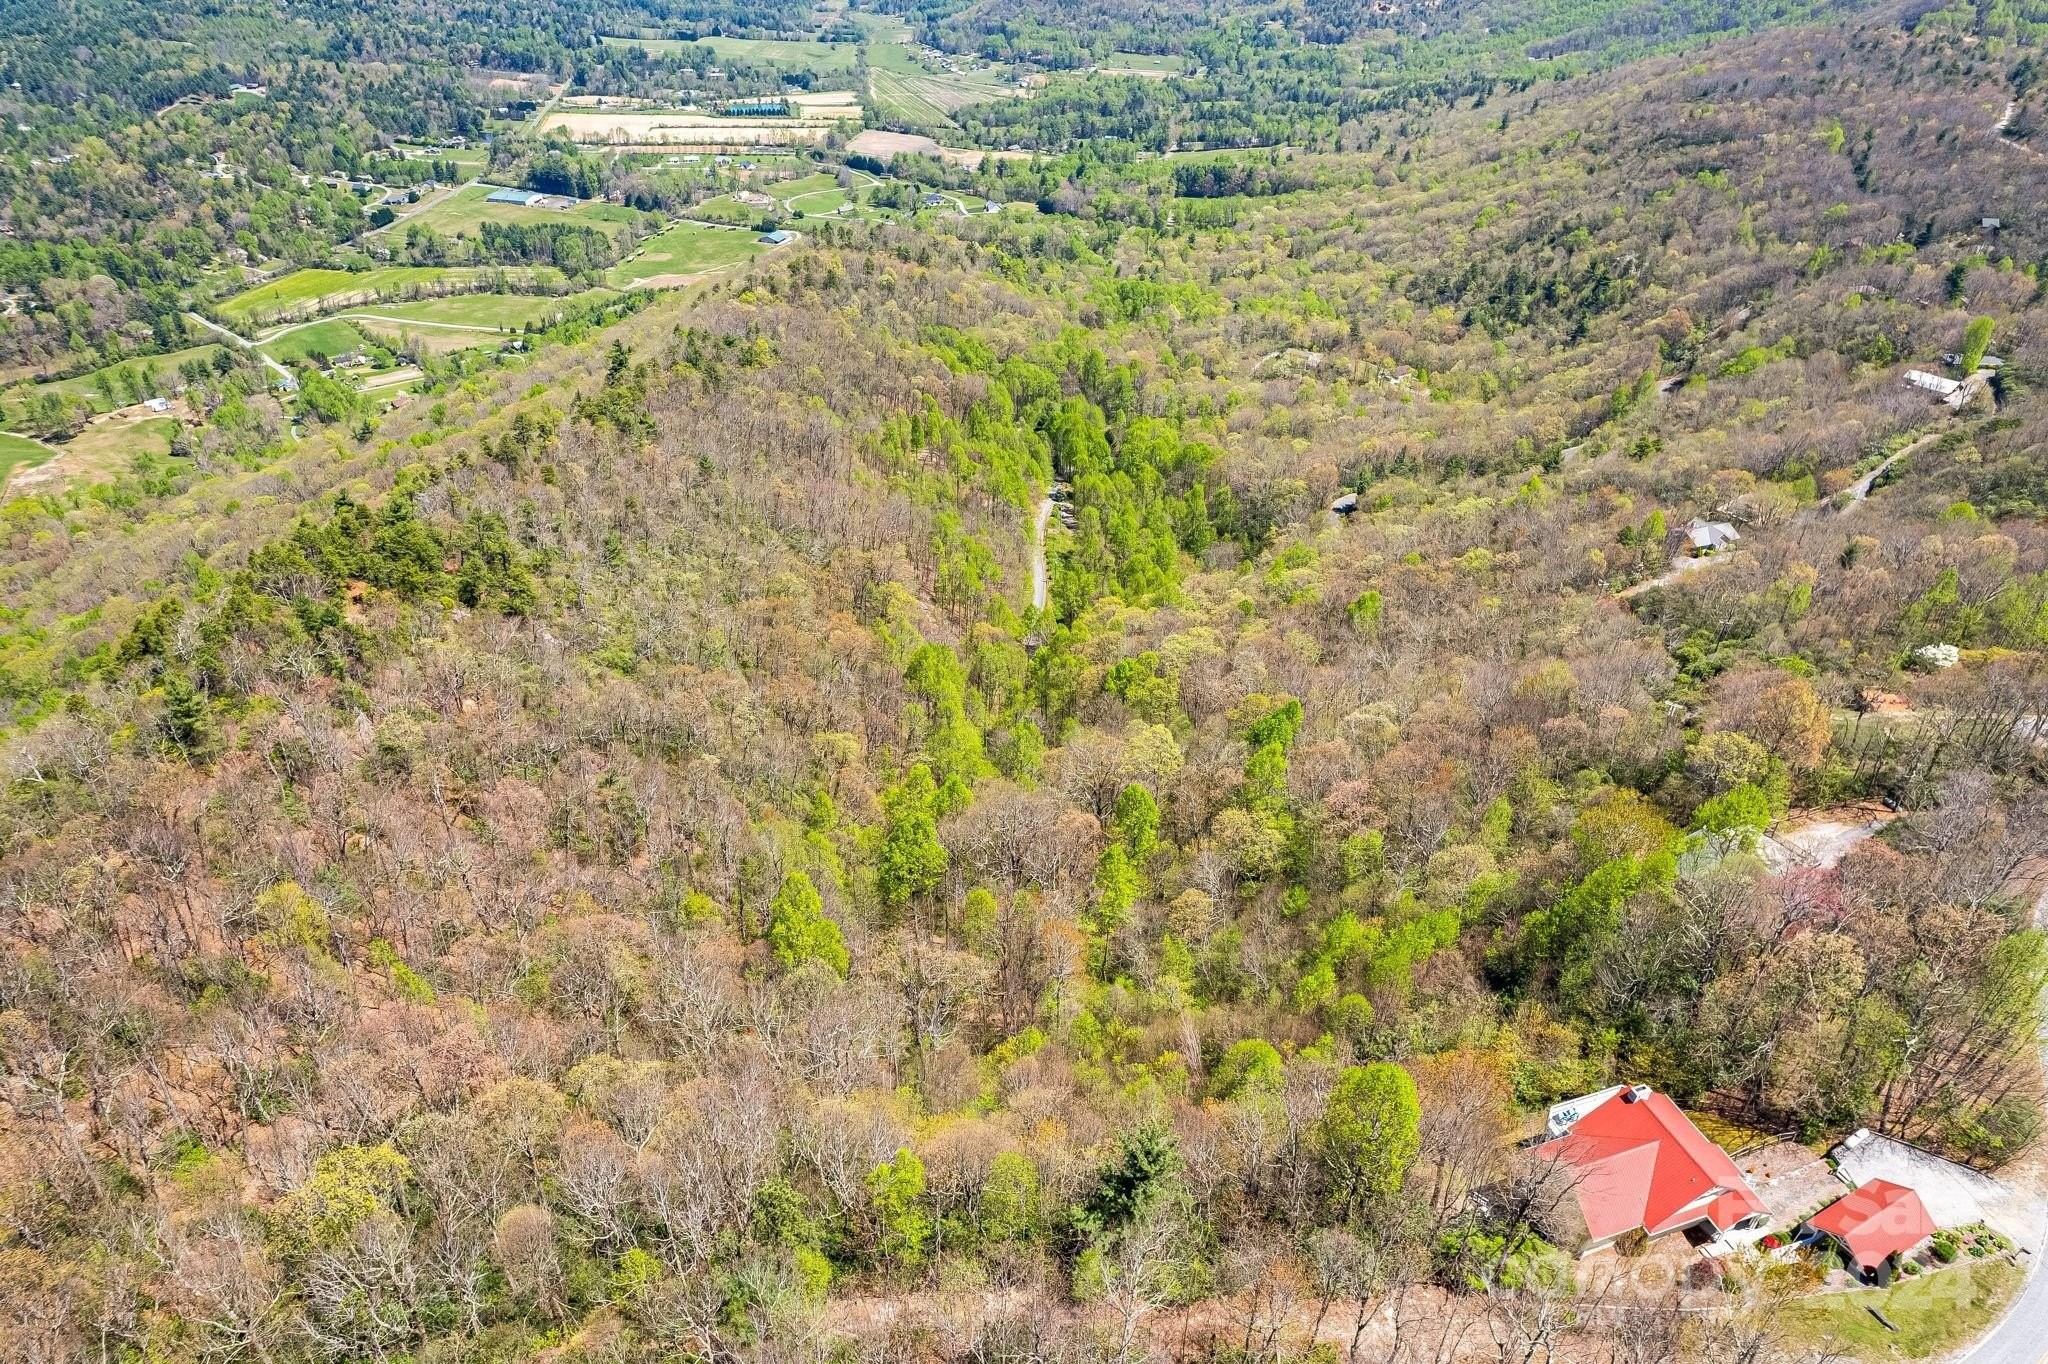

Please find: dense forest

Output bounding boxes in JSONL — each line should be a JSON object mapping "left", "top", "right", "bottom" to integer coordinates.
{"left": 3, "top": 0, "right": 2048, "bottom": 1362}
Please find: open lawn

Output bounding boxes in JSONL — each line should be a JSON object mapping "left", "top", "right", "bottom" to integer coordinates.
{"left": 261, "top": 320, "right": 369, "bottom": 366}
{"left": 0, "top": 432, "right": 55, "bottom": 489}
{"left": 377, "top": 182, "right": 647, "bottom": 241}
{"left": 690, "top": 194, "right": 775, "bottom": 226}
{"left": 1776, "top": 1258, "right": 2022, "bottom": 1359}
{"left": 769, "top": 172, "right": 846, "bottom": 205}
{"left": 1103, "top": 51, "right": 1187, "bottom": 75}
{"left": 220, "top": 267, "right": 568, "bottom": 326}
{"left": 608, "top": 223, "right": 764, "bottom": 286}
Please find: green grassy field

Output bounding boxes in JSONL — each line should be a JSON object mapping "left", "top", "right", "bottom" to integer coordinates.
{"left": 220, "top": 268, "right": 442, "bottom": 323}
{"left": 219, "top": 267, "right": 568, "bottom": 326}
{"left": 262, "top": 320, "right": 369, "bottom": 366}
{"left": 690, "top": 194, "right": 774, "bottom": 226}
{"left": 1105, "top": 51, "right": 1186, "bottom": 73}
{"left": 769, "top": 172, "right": 841, "bottom": 203}
{"left": 1777, "top": 1259, "right": 2022, "bottom": 1359}
{"left": 786, "top": 188, "right": 852, "bottom": 216}
{"left": 599, "top": 33, "right": 861, "bottom": 72}
{"left": 608, "top": 223, "right": 764, "bottom": 286}
{"left": 378, "top": 183, "right": 646, "bottom": 241}
{"left": 0, "top": 431, "right": 54, "bottom": 487}
{"left": 338, "top": 291, "right": 614, "bottom": 329}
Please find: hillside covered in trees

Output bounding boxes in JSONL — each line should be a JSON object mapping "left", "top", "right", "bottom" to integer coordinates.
{"left": 4, "top": 2, "right": 2048, "bottom": 1363}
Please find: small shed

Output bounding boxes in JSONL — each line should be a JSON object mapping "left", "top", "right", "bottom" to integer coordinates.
{"left": 1802, "top": 1180, "right": 1937, "bottom": 1284}
{"left": 758, "top": 229, "right": 795, "bottom": 245}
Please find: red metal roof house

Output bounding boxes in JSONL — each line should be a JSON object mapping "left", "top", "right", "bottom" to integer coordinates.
{"left": 1802, "top": 1180, "right": 1937, "bottom": 1282}
{"left": 1533, "top": 1085, "right": 1770, "bottom": 1255}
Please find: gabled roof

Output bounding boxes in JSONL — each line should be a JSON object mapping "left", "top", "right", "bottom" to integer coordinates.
{"left": 1807, "top": 1179, "right": 1937, "bottom": 1272}
{"left": 1684, "top": 517, "right": 1739, "bottom": 550}
{"left": 1534, "top": 1087, "right": 1766, "bottom": 1243}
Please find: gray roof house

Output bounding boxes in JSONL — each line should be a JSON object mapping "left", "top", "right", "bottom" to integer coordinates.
{"left": 1684, "top": 517, "right": 1740, "bottom": 555}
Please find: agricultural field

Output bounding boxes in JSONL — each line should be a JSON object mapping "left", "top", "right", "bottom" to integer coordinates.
{"left": 608, "top": 222, "right": 764, "bottom": 287}
{"left": 217, "top": 267, "right": 569, "bottom": 327}
{"left": 349, "top": 326, "right": 495, "bottom": 357}
{"left": 865, "top": 42, "right": 1021, "bottom": 128}
{"left": 376, "top": 182, "right": 648, "bottom": 241}
{"left": 599, "top": 33, "right": 862, "bottom": 73}
{"left": 537, "top": 96, "right": 857, "bottom": 147}
{"left": 335, "top": 291, "right": 616, "bottom": 330}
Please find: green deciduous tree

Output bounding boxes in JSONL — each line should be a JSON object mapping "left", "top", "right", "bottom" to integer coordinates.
{"left": 1319, "top": 1063, "right": 1421, "bottom": 1215}
{"left": 877, "top": 764, "right": 949, "bottom": 907}
{"left": 768, "top": 870, "right": 849, "bottom": 977}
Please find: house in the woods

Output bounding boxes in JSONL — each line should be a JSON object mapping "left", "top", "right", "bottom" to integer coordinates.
{"left": 1531, "top": 1085, "right": 1771, "bottom": 1256}
{"left": 1683, "top": 517, "right": 1741, "bottom": 556}
{"left": 1799, "top": 1180, "right": 1938, "bottom": 1284}
{"left": 1905, "top": 368, "right": 1971, "bottom": 407}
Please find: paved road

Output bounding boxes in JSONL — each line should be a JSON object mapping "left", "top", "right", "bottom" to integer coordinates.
{"left": 1030, "top": 496, "right": 1053, "bottom": 611}
{"left": 185, "top": 311, "right": 294, "bottom": 386}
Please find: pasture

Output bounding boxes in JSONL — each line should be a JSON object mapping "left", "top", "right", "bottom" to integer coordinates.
{"left": 609, "top": 223, "right": 763, "bottom": 287}
{"left": 336, "top": 291, "right": 615, "bottom": 329}
{"left": 1102, "top": 52, "right": 1187, "bottom": 76}
{"left": 377, "top": 183, "right": 646, "bottom": 240}
{"left": 261, "top": 319, "right": 369, "bottom": 366}
{"left": 218, "top": 267, "right": 569, "bottom": 326}
{"left": 600, "top": 34, "right": 862, "bottom": 73}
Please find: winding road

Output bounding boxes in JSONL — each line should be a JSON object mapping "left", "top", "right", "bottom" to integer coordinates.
{"left": 1836, "top": 444, "right": 1910, "bottom": 512}
{"left": 1030, "top": 495, "right": 1053, "bottom": 611}
{"left": 184, "top": 311, "right": 295, "bottom": 388}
